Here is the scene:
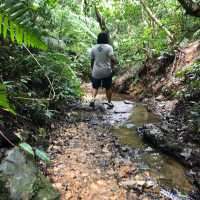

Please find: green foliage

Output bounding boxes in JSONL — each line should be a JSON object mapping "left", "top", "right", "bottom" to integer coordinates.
{"left": 176, "top": 61, "right": 200, "bottom": 99}
{"left": 89, "top": 0, "right": 200, "bottom": 69}
{"left": 0, "top": 47, "right": 82, "bottom": 123}
{"left": 0, "top": 83, "right": 16, "bottom": 115}
{"left": 1, "top": 0, "right": 200, "bottom": 141}
{"left": 0, "top": 0, "right": 48, "bottom": 50}
{"left": 70, "top": 54, "right": 91, "bottom": 80}
{"left": 19, "top": 142, "right": 34, "bottom": 156}
{"left": 35, "top": 149, "right": 50, "bottom": 163}
{"left": 35, "top": 52, "right": 83, "bottom": 101}
{"left": 19, "top": 142, "right": 50, "bottom": 163}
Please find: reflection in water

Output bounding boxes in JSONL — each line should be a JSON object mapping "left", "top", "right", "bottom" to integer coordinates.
{"left": 112, "top": 104, "right": 193, "bottom": 193}
{"left": 113, "top": 127, "right": 144, "bottom": 149}
{"left": 130, "top": 104, "right": 160, "bottom": 126}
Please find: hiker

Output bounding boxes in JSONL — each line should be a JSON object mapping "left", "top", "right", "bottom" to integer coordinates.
{"left": 90, "top": 32, "right": 117, "bottom": 109}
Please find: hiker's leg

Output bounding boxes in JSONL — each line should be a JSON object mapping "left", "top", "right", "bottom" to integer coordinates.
{"left": 90, "top": 77, "right": 100, "bottom": 107}
{"left": 92, "top": 77, "right": 101, "bottom": 99}
{"left": 92, "top": 88, "right": 98, "bottom": 100}
{"left": 106, "top": 88, "right": 112, "bottom": 103}
{"left": 102, "top": 76, "right": 113, "bottom": 109}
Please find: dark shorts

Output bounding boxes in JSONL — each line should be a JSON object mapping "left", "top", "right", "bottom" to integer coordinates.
{"left": 92, "top": 76, "right": 112, "bottom": 89}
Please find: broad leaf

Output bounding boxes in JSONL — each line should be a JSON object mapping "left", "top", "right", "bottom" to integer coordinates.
{"left": 35, "top": 149, "right": 51, "bottom": 163}
{"left": 19, "top": 142, "right": 34, "bottom": 156}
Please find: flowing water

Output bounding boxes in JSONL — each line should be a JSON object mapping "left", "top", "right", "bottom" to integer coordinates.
{"left": 82, "top": 85, "right": 193, "bottom": 196}
{"left": 111, "top": 103, "right": 193, "bottom": 194}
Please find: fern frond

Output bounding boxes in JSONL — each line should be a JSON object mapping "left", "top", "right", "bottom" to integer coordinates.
{"left": 3, "top": 15, "right": 8, "bottom": 38}
{"left": 9, "top": 20, "right": 14, "bottom": 42}
{"left": 0, "top": 0, "right": 47, "bottom": 50}
{"left": 0, "top": 12, "right": 47, "bottom": 50}
{"left": 0, "top": 13, "right": 2, "bottom": 34}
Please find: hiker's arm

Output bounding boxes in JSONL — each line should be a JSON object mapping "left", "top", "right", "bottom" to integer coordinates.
{"left": 110, "top": 55, "right": 117, "bottom": 69}
{"left": 91, "top": 58, "right": 94, "bottom": 69}
{"left": 108, "top": 46, "right": 117, "bottom": 69}
{"left": 91, "top": 48, "right": 95, "bottom": 70}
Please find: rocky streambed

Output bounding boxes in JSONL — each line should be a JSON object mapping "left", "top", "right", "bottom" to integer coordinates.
{"left": 139, "top": 99, "right": 200, "bottom": 196}
{"left": 1, "top": 93, "right": 199, "bottom": 199}
{"left": 46, "top": 105, "right": 165, "bottom": 200}
{"left": 46, "top": 98, "right": 197, "bottom": 200}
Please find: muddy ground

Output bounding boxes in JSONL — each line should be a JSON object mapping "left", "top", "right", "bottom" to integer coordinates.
{"left": 47, "top": 107, "right": 167, "bottom": 200}
{"left": 45, "top": 80, "right": 199, "bottom": 200}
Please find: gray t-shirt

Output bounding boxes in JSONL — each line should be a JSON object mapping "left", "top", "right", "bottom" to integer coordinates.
{"left": 91, "top": 44, "right": 114, "bottom": 79}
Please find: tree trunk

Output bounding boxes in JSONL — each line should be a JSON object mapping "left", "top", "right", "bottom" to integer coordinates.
{"left": 139, "top": 0, "right": 174, "bottom": 41}
{"left": 94, "top": 6, "right": 108, "bottom": 32}
{"left": 178, "top": 0, "right": 200, "bottom": 17}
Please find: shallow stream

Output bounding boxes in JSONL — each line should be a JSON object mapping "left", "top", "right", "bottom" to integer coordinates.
{"left": 111, "top": 103, "right": 193, "bottom": 195}
{"left": 83, "top": 85, "right": 194, "bottom": 196}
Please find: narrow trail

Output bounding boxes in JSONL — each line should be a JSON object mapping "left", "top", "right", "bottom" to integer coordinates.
{"left": 46, "top": 84, "right": 187, "bottom": 200}
{"left": 48, "top": 122, "right": 128, "bottom": 200}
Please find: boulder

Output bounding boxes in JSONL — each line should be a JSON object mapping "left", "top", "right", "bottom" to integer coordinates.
{"left": 0, "top": 147, "right": 60, "bottom": 200}
{"left": 140, "top": 123, "right": 200, "bottom": 168}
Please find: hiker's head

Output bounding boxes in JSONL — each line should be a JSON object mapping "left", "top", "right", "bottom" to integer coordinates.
{"left": 97, "top": 32, "right": 109, "bottom": 44}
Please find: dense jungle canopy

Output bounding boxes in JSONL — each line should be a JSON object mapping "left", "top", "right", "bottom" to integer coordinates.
{"left": 0, "top": 0, "right": 200, "bottom": 121}
{"left": 1, "top": 1, "right": 200, "bottom": 199}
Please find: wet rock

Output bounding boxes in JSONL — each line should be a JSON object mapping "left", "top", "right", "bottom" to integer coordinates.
{"left": 145, "top": 180, "right": 155, "bottom": 188}
{"left": 141, "top": 121, "right": 200, "bottom": 173}
{"left": 113, "top": 102, "right": 133, "bottom": 113}
{"left": 0, "top": 147, "right": 60, "bottom": 200}
{"left": 142, "top": 124, "right": 185, "bottom": 156}
{"left": 124, "top": 100, "right": 134, "bottom": 104}
{"left": 144, "top": 147, "right": 154, "bottom": 152}
{"left": 118, "top": 165, "right": 137, "bottom": 178}
{"left": 160, "top": 189, "right": 188, "bottom": 200}
{"left": 180, "top": 148, "right": 192, "bottom": 160}
{"left": 99, "top": 159, "right": 109, "bottom": 168}
{"left": 125, "top": 123, "right": 136, "bottom": 129}
{"left": 142, "top": 124, "right": 165, "bottom": 144}
{"left": 119, "top": 174, "right": 156, "bottom": 192}
{"left": 75, "top": 102, "right": 106, "bottom": 113}
{"left": 120, "top": 179, "right": 145, "bottom": 189}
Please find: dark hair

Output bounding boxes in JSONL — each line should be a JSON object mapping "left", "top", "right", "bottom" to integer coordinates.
{"left": 97, "top": 32, "right": 109, "bottom": 44}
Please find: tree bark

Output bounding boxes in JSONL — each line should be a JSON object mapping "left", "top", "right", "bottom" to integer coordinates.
{"left": 94, "top": 6, "right": 108, "bottom": 32}
{"left": 178, "top": 0, "right": 200, "bottom": 17}
{"left": 139, "top": 0, "right": 174, "bottom": 41}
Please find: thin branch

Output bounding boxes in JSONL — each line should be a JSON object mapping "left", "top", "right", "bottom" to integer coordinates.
{"left": 139, "top": 0, "right": 174, "bottom": 41}
{"left": 13, "top": 96, "right": 50, "bottom": 101}
{"left": 0, "top": 130, "right": 16, "bottom": 147}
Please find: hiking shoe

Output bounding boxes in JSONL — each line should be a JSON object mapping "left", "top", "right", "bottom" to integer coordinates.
{"left": 107, "top": 102, "right": 114, "bottom": 109}
{"left": 89, "top": 100, "right": 95, "bottom": 108}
